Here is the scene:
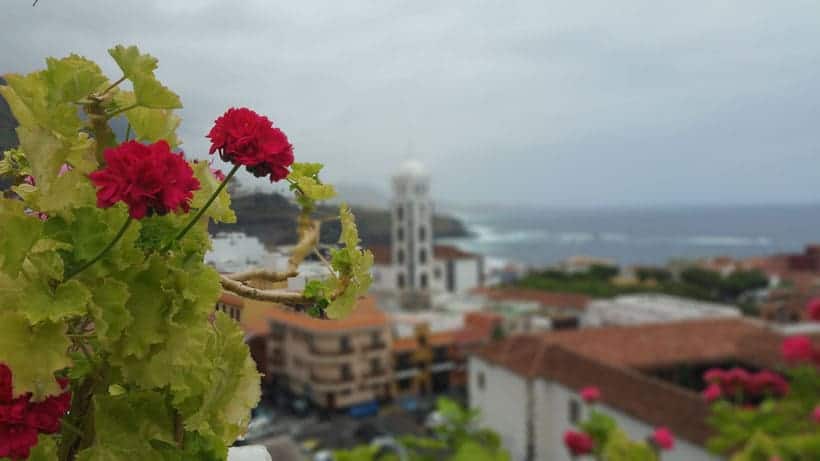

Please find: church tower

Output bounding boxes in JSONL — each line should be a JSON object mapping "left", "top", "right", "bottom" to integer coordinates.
{"left": 391, "top": 160, "right": 434, "bottom": 299}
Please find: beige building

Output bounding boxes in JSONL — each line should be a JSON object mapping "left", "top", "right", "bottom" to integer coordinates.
{"left": 243, "top": 296, "right": 393, "bottom": 410}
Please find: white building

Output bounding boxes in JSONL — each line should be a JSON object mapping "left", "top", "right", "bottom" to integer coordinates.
{"left": 583, "top": 294, "right": 740, "bottom": 327}
{"left": 370, "top": 161, "right": 484, "bottom": 301}
{"left": 469, "top": 318, "right": 792, "bottom": 461}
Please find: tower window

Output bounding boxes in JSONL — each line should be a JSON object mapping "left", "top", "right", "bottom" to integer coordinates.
{"left": 396, "top": 206, "right": 404, "bottom": 221}
{"left": 397, "top": 227, "right": 404, "bottom": 242}
{"left": 419, "top": 249, "right": 427, "bottom": 264}
{"left": 419, "top": 226, "right": 426, "bottom": 242}
{"left": 420, "top": 273, "right": 428, "bottom": 289}
{"left": 398, "top": 274, "right": 405, "bottom": 289}
{"left": 397, "top": 249, "right": 405, "bottom": 264}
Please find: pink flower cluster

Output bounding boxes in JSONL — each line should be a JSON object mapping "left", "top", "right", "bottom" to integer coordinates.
{"left": 782, "top": 336, "right": 820, "bottom": 364}
{"left": 701, "top": 367, "right": 788, "bottom": 402}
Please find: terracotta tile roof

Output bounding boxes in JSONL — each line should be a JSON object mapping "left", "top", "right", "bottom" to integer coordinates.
{"left": 476, "top": 318, "right": 820, "bottom": 446}
{"left": 473, "top": 287, "right": 589, "bottom": 311}
{"left": 240, "top": 295, "right": 388, "bottom": 336}
{"left": 433, "top": 245, "right": 479, "bottom": 260}
{"left": 219, "top": 291, "right": 244, "bottom": 307}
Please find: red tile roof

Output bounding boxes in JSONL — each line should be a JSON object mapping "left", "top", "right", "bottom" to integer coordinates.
{"left": 433, "top": 245, "right": 479, "bottom": 260}
{"left": 219, "top": 291, "right": 245, "bottom": 307}
{"left": 473, "top": 287, "right": 589, "bottom": 311}
{"left": 241, "top": 296, "right": 388, "bottom": 336}
{"left": 477, "top": 318, "right": 819, "bottom": 445}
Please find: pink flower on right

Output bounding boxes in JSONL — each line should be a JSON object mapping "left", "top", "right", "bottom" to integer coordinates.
{"left": 651, "top": 427, "right": 675, "bottom": 451}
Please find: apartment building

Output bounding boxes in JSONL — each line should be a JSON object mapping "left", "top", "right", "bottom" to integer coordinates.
{"left": 243, "top": 296, "right": 393, "bottom": 410}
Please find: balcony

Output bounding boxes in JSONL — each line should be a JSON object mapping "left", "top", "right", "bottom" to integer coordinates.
{"left": 310, "top": 371, "right": 354, "bottom": 385}
{"left": 310, "top": 343, "right": 354, "bottom": 356}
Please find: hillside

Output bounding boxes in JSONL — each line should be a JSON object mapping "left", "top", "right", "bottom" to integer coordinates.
{"left": 211, "top": 192, "right": 470, "bottom": 247}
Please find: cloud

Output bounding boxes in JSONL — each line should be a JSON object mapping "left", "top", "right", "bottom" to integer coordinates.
{"left": 2, "top": 0, "right": 819, "bottom": 207}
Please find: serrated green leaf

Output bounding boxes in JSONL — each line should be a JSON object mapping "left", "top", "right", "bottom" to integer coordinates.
{"left": 288, "top": 162, "right": 336, "bottom": 212}
{"left": 125, "top": 106, "right": 181, "bottom": 147}
{"left": 89, "top": 278, "right": 132, "bottom": 347}
{"left": 23, "top": 278, "right": 91, "bottom": 324}
{"left": 191, "top": 161, "right": 235, "bottom": 224}
{"left": 108, "top": 45, "right": 158, "bottom": 80}
{"left": 27, "top": 435, "right": 58, "bottom": 461}
{"left": 133, "top": 75, "right": 182, "bottom": 109}
{"left": 2, "top": 71, "right": 82, "bottom": 136}
{"left": 44, "top": 54, "right": 108, "bottom": 103}
{"left": 0, "top": 311, "right": 70, "bottom": 398}
{"left": 0, "top": 206, "right": 43, "bottom": 276}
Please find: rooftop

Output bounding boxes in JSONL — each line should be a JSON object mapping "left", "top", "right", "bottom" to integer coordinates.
{"left": 241, "top": 296, "right": 388, "bottom": 336}
{"left": 476, "top": 318, "right": 820, "bottom": 445}
{"left": 472, "top": 287, "right": 589, "bottom": 311}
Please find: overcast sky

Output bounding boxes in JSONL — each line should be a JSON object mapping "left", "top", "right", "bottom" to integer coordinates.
{"left": 2, "top": 1, "right": 820, "bottom": 208}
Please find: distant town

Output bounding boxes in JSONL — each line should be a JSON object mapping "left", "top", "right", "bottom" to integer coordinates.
{"left": 206, "top": 160, "right": 820, "bottom": 461}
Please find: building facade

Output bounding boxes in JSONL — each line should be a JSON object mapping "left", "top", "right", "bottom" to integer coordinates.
{"left": 469, "top": 318, "right": 807, "bottom": 461}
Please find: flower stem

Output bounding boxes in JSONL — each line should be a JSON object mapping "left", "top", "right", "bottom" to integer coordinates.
{"left": 64, "top": 217, "right": 133, "bottom": 280}
{"left": 162, "top": 163, "right": 240, "bottom": 252}
{"left": 106, "top": 103, "right": 138, "bottom": 119}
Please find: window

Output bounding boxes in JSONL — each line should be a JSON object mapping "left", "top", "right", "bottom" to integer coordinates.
{"left": 569, "top": 398, "right": 581, "bottom": 424}
{"left": 477, "top": 371, "right": 485, "bottom": 390}
{"left": 396, "top": 206, "right": 404, "bottom": 221}
{"left": 397, "top": 227, "right": 404, "bottom": 241}
{"left": 370, "top": 358, "right": 382, "bottom": 375}
{"left": 420, "top": 272, "right": 428, "bottom": 289}
{"left": 419, "top": 226, "right": 427, "bottom": 242}
{"left": 398, "top": 273, "right": 405, "bottom": 289}
{"left": 419, "top": 249, "right": 427, "bottom": 264}
{"left": 397, "top": 249, "right": 405, "bottom": 265}
{"left": 340, "top": 336, "right": 351, "bottom": 353}
{"left": 371, "top": 331, "right": 382, "bottom": 347}
{"left": 341, "top": 364, "right": 353, "bottom": 380}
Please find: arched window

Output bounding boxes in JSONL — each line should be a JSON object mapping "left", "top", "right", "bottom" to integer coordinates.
{"left": 397, "top": 227, "right": 404, "bottom": 242}
{"left": 397, "top": 273, "right": 406, "bottom": 289}
{"left": 418, "top": 226, "right": 426, "bottom": 242}
{"left": 396, "top": 206, "right": 404, "bottom": 221}
{"left": 420, "top": 273, "right": 428, "bottom": 289}
{"left": 419, "top": 249, "right": 427, "bottom": 264}
{"left": 397, "top": 249, "right": 405, "bottom": 264}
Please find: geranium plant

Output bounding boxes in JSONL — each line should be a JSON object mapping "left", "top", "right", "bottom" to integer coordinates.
{"left": 0, "top": 45, "right": 372, "bottom": 460}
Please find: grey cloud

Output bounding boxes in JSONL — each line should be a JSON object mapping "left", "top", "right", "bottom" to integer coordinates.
{"left": 2, "top": 0, "right": 819, "bottom": 207}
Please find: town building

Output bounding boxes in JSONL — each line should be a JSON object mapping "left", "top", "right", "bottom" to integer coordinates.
{"left": 215, "top": 291, "right": 245, "bottom": 322}
{"left": 241, "top": 296, "right": 394, "bottom": 411}
{"left": 582, "top": 294, "right": 740, "bottom": 327}
{"left": 473, "top": 287, "right": 589, "bottom": 332}
{"left": 370, "top": 161, "right": 484, "bottom": 306}
{"left": 469, "top": 318, "right": 809, "bottom": 461}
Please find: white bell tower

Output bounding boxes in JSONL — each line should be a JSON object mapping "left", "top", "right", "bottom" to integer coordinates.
{"left": 391, "top": 160, "right": 434, "bottom": 295}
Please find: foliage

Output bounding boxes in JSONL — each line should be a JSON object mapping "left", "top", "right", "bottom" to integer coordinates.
{"left": 707, "top": 365, "right": 820, "bottom": 461}
{"left": 332, "top": 398, "right": 509, "bottom": 461}
{"left": 0, "top": 45, "right": 363, "bottom": 460}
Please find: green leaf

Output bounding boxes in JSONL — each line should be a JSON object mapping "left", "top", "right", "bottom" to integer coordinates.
{"left": 2, "top": 70, "right": 82, "bottom": 136}
{"left": 191, "top": 161, "right": 236, "bottom": 224}
{"left": 0, "top": 199, "right": 43, "bottom": 275}
{"left": 601, "top": 429, "right": 657, "bottom": 461}
{"left": 133, "top": 75, "right": 182, "bottom": 109}
{"left": 182, "top": 313, "right": 261, "bottom": 444}
{"left": 89, "top": 278, "right": 132, "bottom": 347}
{"left": 0, "top": 311, "right": 70, "bottom": 398}
{"left": 44, "top": 54, "right": 108, "bottom": 103}
{"left": 125, "top": 106, "right": 181, "bottom": 147}
{"left": 23, "top": 278, "right": 91, "bottom": 324}
{"left": 27, "top": 435, "right": 58, "bottom": 461}
{"left": 321, "top": 204, "right": 373, "bottom": 320}
{"left": 108, "top": 45, "right": 158, "bottom": 80}
{"left": 288, "top": 162, "right": 336, "bottom": 212}
{"left": 76, "top": 390, "right": 175, "bottom": 461}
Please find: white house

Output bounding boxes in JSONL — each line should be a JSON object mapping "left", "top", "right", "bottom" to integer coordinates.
{"left": 469, "top": 318, "right": 794, "bottom": 461}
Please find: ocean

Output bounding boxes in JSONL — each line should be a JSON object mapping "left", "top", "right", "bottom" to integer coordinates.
{"left": 439, "top": 203, "right": 820, "bottom": 268}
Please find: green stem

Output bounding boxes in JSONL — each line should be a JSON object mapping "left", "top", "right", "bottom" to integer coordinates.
{"left": 100, "top": 75, "right": 126, "bottom": 97}
{"left": 65, "top": 217, "right": 133, "bottom": 280}
{"left": 106, "top": 103, "right": 138, "bottom": 119}
{"left": 162, "top": 163, "right": 240, "bottom": 252}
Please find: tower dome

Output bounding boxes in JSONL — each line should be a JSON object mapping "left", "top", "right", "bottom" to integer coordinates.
{"left": 395, "top": 160, "right": 428, "bottom": 179}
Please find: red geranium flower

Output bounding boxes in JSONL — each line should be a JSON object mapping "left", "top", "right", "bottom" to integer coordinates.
{"left": 747, "top": 370, "right": 789, "bottom": 397}
{"left": 702, "top": 368, "right": 725, "bottom": 384}
{"left": 579, "top": 386, "right": 601, "bottom": 403}
{"left": 207, "top": 107, "right": 294, "bottom": 182}
{"left": 89, "top": 140, "right": 201, "bottom": 219}
{"left": 807, "top": 298, "right": 820, "bottom": 322}
{"left": 782, "top": 336, "right": 815, "bottom": 363}
{"left": 812, "top": 405, "right": 820, "bottom": 424}
{"left": 563, "top": 430, "right": 594, "bottom": 456}
{"left": 650, "top": 427, "right": 675, "bottom": 450}
{"left": 0, "top": 364, "right": 71, "bottom": 460}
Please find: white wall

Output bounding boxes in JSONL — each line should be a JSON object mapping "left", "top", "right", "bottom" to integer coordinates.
{"left": 453, "top": 258, "right": 482, "bottom": 294}
{"left": 470, "top": 357, "right": 723, "bottom": 461}
{"left": 468, "top": 357, "right": 529, "bottom": 461}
